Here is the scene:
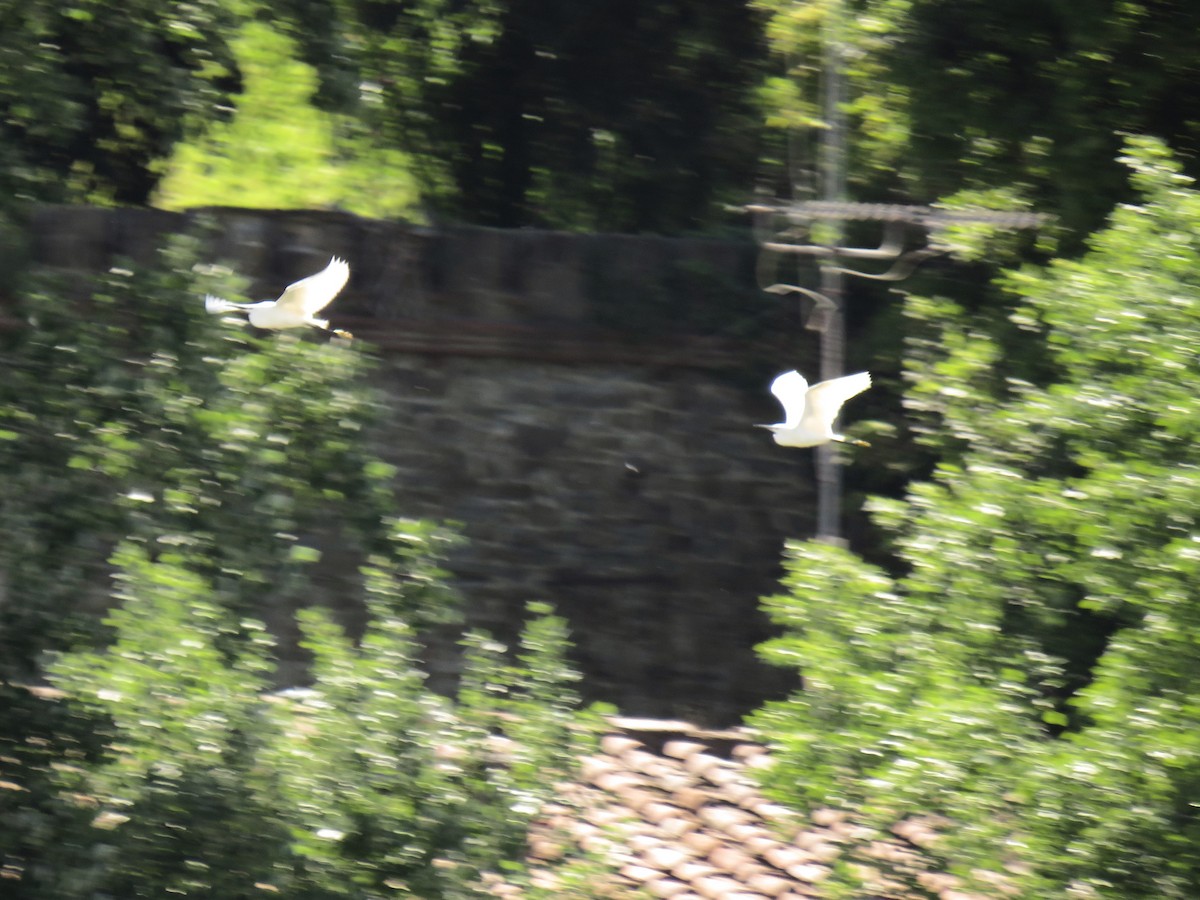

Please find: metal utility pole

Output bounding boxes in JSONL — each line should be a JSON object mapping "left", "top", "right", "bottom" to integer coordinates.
{"left": 815, "top": 4, "right": 847, "bottom": 542}
{"left": 748, "top": 0, "right": 1048, "bottom": 544}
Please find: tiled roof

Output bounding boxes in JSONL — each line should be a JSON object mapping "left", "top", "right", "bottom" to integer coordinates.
{"left": 488, "top": 718, "right": 1002, "bottom": 900}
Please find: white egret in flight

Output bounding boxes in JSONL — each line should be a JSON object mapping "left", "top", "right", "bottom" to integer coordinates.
{"left": 759, "top": 370, "right": 872, "bottom": 447}
{"left": 206, "top": 256, "right": 352, "bottom": 337}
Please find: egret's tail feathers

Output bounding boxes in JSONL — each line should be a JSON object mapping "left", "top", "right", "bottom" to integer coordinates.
{"left": 205, "top": 295, "right": 244, "bottom": 316}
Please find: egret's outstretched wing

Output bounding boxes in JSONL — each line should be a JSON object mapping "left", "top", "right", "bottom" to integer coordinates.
{"left": 769, "top": 369, "right": 810, "bottom": 428}
{"left": 798, "top": 371, "right": 872, "bottom": 431}
{"left": 205, "top": 294, "right": 250, "bottom": 315}
{"left": 273, "top": 257, "right": 350, "bottom": 318}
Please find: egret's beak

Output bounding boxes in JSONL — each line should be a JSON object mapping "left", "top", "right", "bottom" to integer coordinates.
{"left": 832, "top": 435, "right": 871, "bottom": 447}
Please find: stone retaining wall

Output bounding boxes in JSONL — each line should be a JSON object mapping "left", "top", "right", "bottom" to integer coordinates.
{"left": 28, "top": 205, "right": 824, "bottom": 724}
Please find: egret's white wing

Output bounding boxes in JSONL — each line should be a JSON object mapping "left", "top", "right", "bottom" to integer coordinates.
{"left": 273, "top": 257, "right": 350, "bottom": 317}
{"left": 798, "top": 371, "right": 872, "bottom": 432}
{"left": 205, "top": 294, "right": 250, "bottom": 315}
{"left": 769, "top": 370, "right": 810, "bottom": 428}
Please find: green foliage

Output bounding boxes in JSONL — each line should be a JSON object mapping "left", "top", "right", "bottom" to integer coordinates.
{"left": 0, "top": 1, "right": 241, "bottom": 204}
{"left": 754, "top": 1, "right": 1200, "bottom": 241}
{"left": 252, "top": 600, "right": 594, "bottom": 896}
{"left": 279, "top": 0, "right": 766, "bottom": 231}
{"left": 40, "top": 550, "right": 287, "bottom": 897}
{"left": 751, "top": 0, "right": 912, "bottom": 191}
{"left": 0, "top": 236, "right": 418, "bottom": 678}
{"left": 752, "top": 541, "right": 1038, "bottom": 849}
{"left": 749, "top": 138, "right": 1200, "bottom": 897}
{"left": 0, "top": 237, "right": 597, "bottom": 896}
{"left": 155, "top": 20, "right": 419, "bottom": 218}
{"left": 29, "top": 559, "right": 592, "bottom": 897}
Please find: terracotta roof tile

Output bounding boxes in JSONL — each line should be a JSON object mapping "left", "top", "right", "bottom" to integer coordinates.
{"left": 680, "top": 830, "right": 722, "bottom": 856}
{"left": 808, "top": 843, "right": 842, "bottom": 864}
{"left": 670, "top": 860, "right": 723, "bottom": 883}
{"left": 577, "top": 830, "right": 615, "bottom": 855}
{"left": 697, "top": 804, "right": 755, "bottom": 832}
{"left": 719, "top": 780, "right": 761, "bottom": 807}
{"left": 582, "top": 805, "right": 630, "bottom": 830}
{"left": 755, "top": 845, "right": 798, "bottom": 870}
{"left": 644, "top": 801, "right": 686, "bottom": 825}
{"left": 663, "top": 739, "right": 707, "bottom": 760}
{"left": 591, "top": 769, "right": 642, "bottom": 794}
{"left": 646, "top": 877, "right": 694, "bottom": 898}
{"left": 728, "top": 861, "right": 775, "bottom": 886}
{"left": 740, "top": 752, "right": 774, "bottom": 771}
{"left": 621, "top": 863, "right": 664, "bottom": 881}
{"left": 707, "top": 844, "right": 757, "bottom": 875}
{"left": 660, "top": 813, "right": 700, "bottom": 839}
{"left": 691, "top": 873, "right": 754, "bottom": 900}
{"left": 674, "top": 784, "right": 714, "bottom": 811}
{"left": 628, "top": 832, "right": 668, "bottom": 853}
{"left": 527, "top": 837, "right": 564, "bottom": 861}
{"left": 617, "top": 785, "right": 664, "bottom": 811}
{"left": 748, "top": 800, "right": 795, "bottom": 821}
{"left": 743, "top": 872, "right": 795, "bottom": 897}
{"left": 581, "top": 754, "right": 619, "bottom": 779}
{"left": 683, "top": 757, "right": 742, "bottom": 788}
{"left": 628, "top": 748, "right": 675, "bottom": 774}
{"left": 810, "top": 808, "right": 846, "bottom": 827}
{"left": 783, "top": 863, "right": 831, "bottom": 884}
{"left": 600, "top": 733, "right": 644, "bottom": 755}
{"left": 743, "top": 837, "right": 783, "bottom": 862}
{"left": 893, "top": 815, "right": 948, "bottom": 849}
{"left": 490, "top": 721, "right": 1007, "bottom": 900}
{"left": 790, "top": 831, "right": 824, "bottom": 852}
{"left": 642, "top": 844, "right": 694, "bottom": 871}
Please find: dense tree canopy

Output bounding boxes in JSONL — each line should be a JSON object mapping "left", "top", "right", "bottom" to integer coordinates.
{"left": 154, "top": 20, "right": 419, "bottom": 218}
{"left": 276, "top": 0, "right": 768, "bottom": 231}
{"left": 0, "top": 0, "right": 240, "bottom": 204}
{"left": 0, "top": 236, "right": 596, "bottom": 897}
{"left": 754, "top": 0, "right": 1200, "bottom": 241}
{"left": 749, "top": 138, "right": 1200, "bottom": 898}
{"left": 8, "top": 0, "right": 1200, "bottom": 241}
{"left": 11, "top": 5, "right": 1200, "bottom": 895}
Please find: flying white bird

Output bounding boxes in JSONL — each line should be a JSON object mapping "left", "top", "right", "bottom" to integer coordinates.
{"left": 759, "top": 369, "right": 872, "bottom": 447}
{"left": 205, "top": 257, "right": 352, "bottom": 337}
